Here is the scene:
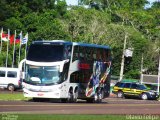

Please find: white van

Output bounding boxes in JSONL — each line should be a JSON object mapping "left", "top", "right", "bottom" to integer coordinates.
{"left": 0, "top": 67, "right": 21, "bottom": 91}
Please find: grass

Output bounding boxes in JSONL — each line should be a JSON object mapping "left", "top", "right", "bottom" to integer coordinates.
{"left": 0, "top": 93, "right": 29, "bottom": 101}
{"left": 1, "top": 114, "right": 160, "bottom": 120}
{"left": 0, "top": 114, "right": 129, "bottom": 120}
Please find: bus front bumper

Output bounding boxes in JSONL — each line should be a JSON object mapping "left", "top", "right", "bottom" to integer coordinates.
{"left": 23, "top": 88, "right": 61, "bottom": 98}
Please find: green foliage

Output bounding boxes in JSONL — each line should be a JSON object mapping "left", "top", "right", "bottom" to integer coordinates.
{"left": 124, "top": 69, "right": 140, "bottom": 79}
{"left": 0, "top": 0, "right": 159, "bottom": 79}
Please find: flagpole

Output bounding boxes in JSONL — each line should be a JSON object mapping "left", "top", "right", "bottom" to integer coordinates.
{"left": 6, "top": 29, "right": 10, "bottom": 68}
{"left": 12, "top": 30, "right": 16, "bottom": 68}
{"left": 24, "top": 33, "right": 28, "bottom": 59}
{"left": 18, "top": 31, "right": 22, "bottom": 65}
{"left": 0, "top": 28, "right": 3, "bottom": 53}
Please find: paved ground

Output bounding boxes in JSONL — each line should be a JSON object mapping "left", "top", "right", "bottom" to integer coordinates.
{"left": 0, "top": 92, "right": 160, "bottom": 115}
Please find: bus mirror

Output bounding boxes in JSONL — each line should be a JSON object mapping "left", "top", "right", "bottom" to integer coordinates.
{"left": 30, "top": 77, "right": 41, "bottom": 82}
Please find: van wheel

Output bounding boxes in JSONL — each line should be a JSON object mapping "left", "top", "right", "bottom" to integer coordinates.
{"left": 8, "top": 84, "right": 15, "bottom": 91}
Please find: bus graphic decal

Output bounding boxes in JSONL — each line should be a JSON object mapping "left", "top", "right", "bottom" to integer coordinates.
{"left": 86, "top": 61, "right": 111, "bottom": 97}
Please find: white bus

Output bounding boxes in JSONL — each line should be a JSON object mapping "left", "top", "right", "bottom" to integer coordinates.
{"left": 22, "top": 40, "right": 112, "bottom": 103}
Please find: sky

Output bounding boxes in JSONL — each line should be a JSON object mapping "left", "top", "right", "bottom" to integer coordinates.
{"left": 66, "top": 0, "right": 78, "bottom": 5}
{"left": 65, "top": 0, "right": 158, "bottom": 6}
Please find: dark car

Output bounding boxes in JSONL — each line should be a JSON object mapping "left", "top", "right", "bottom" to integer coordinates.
{"left": 112, "top": 82, "right": 159, "bottom": 100}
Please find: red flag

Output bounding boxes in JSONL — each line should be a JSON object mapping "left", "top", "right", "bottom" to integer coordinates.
{"left": 9, "top": 35, "right": 14, "bottom": 44}
{"left": 10, "top": 35, "right": 20, "bottom": 44}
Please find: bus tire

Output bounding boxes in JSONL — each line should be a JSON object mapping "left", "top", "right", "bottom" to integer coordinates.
{"left": 86, "top": 89, "right": 103, "bottom": 103}
{"left": 67, "top": 88, "right": 74, "bottom": 102}
{"left": 86, "top": 92, "right": 99, "bottom": 103}
{"left": 98, "top": 89, "right": 104, "bottom": 103}
{"left": 73, "top": 89, "right": 78, "bottom": 103}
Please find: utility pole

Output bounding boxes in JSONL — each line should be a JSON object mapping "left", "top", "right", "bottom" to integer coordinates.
{"left": 119, "top": 33, "right": 128, "bottom": 81}
{"left": 158, "top": 55, "right": 160, "bottom": 94}
{"left": 140, "top": 53, "right": 144, "bottom": 84}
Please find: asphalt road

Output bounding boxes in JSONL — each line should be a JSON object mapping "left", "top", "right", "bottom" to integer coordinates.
{"left": 0, "top": 96, "right": 160, "bottom": 114}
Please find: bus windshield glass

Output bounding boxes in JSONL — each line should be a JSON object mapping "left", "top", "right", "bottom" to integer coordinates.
{"left": 27, "top": 44, "right": 64, "bottom": 62}
{"left": 25, "top": 65, "right": 60, "bottom": 85}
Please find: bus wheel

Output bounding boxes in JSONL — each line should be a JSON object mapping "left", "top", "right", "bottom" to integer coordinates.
{"left": 67, "top": 90, "right": 74, "bottom": 102}
{"left": 94, "top": 92, "right": 98, "bottom": 102}
{"left": 87, "top": 91, "right": 102, "bottom": 103}
{"left": 88, "top": 92, "right": 99, "bottom": 103}
{"left": 97, "top": 89, "right": 104, "bottom": 103}
{"left": 73, "top": 90, "right": 78, "bottom": 102}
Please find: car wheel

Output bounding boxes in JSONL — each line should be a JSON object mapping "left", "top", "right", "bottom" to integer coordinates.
{"left": 141, "top": 93, "right": 148, "bottom": 100}
{"left": 117, "top": 91, "right": 124, "bottom": 98}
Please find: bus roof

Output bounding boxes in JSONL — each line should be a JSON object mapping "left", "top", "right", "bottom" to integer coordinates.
{"left": 32, "top": 40, "right": 72, "bottom": 45}
{"left": 32, "top": 40, "right": 111, "bottom": 49}
{"left": 72, "top": 42, "right": 111, "bottom": 50}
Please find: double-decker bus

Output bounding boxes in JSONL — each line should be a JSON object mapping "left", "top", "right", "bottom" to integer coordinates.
{"left": 22, "top": 40, "right": 112, "bottom": 103}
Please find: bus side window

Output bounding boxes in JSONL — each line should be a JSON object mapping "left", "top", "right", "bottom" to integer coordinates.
{"left": 64, "top": 45, "right": 72, "bottom": 59}
{"left": 79, "top": 46, "right": 85, "bottom": 61}
{"left": 73, "top": 46, "right": 79, "bottom": 62}
{"left": 93, "top": 48, "right": 97, "bottom": 60}
{"left": 62, "top": 62, "right": 69, "bottom": 81}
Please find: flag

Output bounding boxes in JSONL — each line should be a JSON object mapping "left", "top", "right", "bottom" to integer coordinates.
{"left": 22, "top": 33, "right": 28, "bottom": 45}
{"left": 9, "top": 35, "right": 15, "bottom": 44}
{"left": 10, "top": 33, "right": 21, "bottom": 44}
{"left": 1, "top": 32, "right": 9, "bottom": 42}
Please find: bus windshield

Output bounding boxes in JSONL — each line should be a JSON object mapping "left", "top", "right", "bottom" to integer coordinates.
{"left": 25, "top": 65, "right": 60, "bottom": 85}
{"left": 27, "top": 44, "right": 64, "bottom": 62}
